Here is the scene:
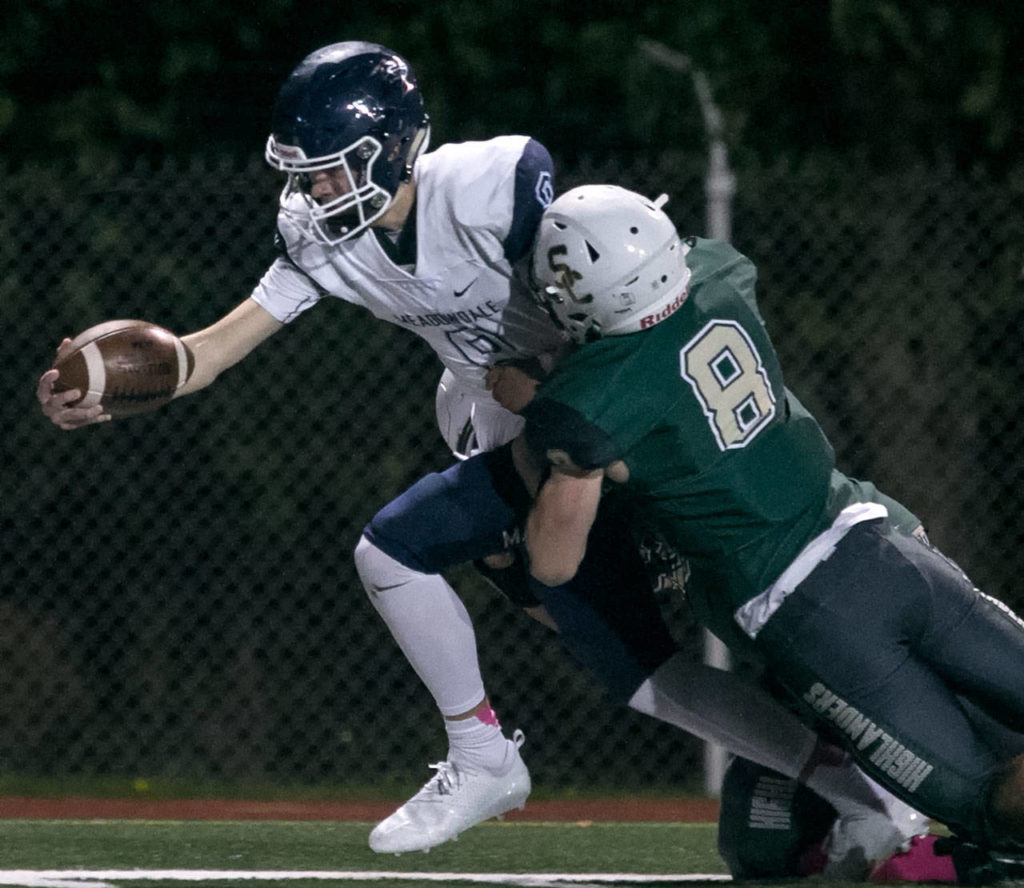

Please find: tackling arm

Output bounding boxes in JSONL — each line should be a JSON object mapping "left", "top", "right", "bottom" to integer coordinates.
{"left": 525, "top": 463, "right": 603, "bottom": 587}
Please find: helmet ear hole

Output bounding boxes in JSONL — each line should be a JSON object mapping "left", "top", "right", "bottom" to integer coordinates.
{"left": 586, "top": 242, "right": 600, "bottom": 263}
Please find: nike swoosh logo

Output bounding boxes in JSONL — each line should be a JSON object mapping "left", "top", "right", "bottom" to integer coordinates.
{"left": 453, "top": 279, "right": 477, "bottom": 298}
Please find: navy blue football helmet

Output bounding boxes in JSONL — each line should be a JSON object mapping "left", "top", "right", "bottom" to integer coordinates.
{"left": 265, "top": 42, "right": 431, "bottom": 243}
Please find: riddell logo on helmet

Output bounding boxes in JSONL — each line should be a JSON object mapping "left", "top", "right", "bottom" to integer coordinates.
{"left": 639, "top": 287, "right": 688, "bottom": 329}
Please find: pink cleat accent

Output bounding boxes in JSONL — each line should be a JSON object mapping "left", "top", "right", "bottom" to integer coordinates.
{"left": 871, "top": 835, "right": 958, "bottom": 883}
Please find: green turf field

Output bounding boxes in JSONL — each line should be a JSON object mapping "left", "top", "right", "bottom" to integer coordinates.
{"left": 0, "top": 817, "right": 880, "bottom": 888}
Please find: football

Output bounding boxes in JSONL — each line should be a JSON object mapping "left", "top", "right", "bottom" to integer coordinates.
{"left": 52, "top": 319, "right": 195, "bottom": 417}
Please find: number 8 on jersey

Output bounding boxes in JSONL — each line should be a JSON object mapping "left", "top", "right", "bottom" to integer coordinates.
{"left": 680, "top": 319, "right": 777, "bottom": 450}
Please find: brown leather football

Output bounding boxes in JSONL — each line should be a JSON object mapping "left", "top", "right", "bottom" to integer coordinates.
{"left": 52, "top": 319, "right": 194, "bottom": 417}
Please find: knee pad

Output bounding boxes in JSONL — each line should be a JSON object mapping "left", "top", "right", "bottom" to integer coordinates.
{"left": 354, "top": 534, "right": 417, "bottom": 596}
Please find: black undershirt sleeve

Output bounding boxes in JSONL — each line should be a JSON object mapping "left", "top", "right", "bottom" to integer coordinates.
{"left": 521, "top": 396, "right": 621, "bottom": 472}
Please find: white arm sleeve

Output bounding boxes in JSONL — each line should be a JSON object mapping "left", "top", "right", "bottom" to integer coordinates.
{"left": 628, "top": 651, "right": 817, "bottom": 778}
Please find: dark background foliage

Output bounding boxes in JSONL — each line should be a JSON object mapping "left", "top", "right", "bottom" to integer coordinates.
{"left": 2, "top": 0, "right": 1022, "bottom": 172}
{"left": 2, "top": 1, "right": 1022, "bottom": 790}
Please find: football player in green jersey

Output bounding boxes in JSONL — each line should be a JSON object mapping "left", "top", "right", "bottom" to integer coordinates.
{"left": 518, "top": 184, "right": 1024, "bottom": 884}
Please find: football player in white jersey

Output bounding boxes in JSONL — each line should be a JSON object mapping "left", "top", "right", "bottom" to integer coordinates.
{"left": 38, "top": 41, "right": 929, "bottom": 871}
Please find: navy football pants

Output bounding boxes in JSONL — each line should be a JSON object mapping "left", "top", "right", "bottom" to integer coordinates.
{"left": 363, "top": 445, "right": 677, "bottom": 703}
{"left": 757, "top": 519, "right": 1024, "bottom": 843}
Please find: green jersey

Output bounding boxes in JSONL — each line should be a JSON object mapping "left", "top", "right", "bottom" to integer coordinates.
{"left": 525, "top": 237, "right": 889, "bottom": 616}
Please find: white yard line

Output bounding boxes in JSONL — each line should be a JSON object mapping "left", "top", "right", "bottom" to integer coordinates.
{"left": 0, "top": 870, "right": 732, "bottom": 887}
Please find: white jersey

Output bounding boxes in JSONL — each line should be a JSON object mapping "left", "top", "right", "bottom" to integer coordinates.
{"left": 251, "top": 135, "right": 564, "bottom": 454}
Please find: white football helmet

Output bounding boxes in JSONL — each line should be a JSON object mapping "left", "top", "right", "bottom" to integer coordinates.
{"left": 530, "top": 185, "right": 691, "bottom": 342}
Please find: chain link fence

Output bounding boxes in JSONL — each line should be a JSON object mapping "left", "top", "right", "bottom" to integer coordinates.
{"left": 1, "top": 151, "right": 1021, "bottom": 795}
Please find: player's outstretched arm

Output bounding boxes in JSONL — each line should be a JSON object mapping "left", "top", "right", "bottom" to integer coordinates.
{"left": 37, "top": 297, "right": 282, "bottom": 430}
{"left": 175, "top": 298, "right": 282, "bottom": 397}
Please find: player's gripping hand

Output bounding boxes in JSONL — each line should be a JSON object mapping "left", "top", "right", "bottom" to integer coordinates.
{"left": 486, "top": 363, "right": 539, "bottom": 414}
{"left": 36, "top": 339, "right": 110, "bottom": 430}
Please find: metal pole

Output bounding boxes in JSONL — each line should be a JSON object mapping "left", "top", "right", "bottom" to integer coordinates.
{"left": 638, "top": 39, "right": 736, "bottom": 798}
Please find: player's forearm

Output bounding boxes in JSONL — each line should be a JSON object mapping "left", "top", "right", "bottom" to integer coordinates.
{"left": 175, "top": 330, "right": 232, "bottom": 396}
{"left": 526, "top": 526, "right": 583, "bottom": 587}
{"left": 175, "top": 298, "right": 282, "bottom": 397}
{"left": 525, "top": 469, "right": 602, "bottom": 586}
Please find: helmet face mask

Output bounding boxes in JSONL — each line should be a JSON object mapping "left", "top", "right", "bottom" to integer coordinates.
{"left": 265, "top": 42, "right": 431, "bottom": 245}
{"left": 530, "top": 185, "right": 692, "bottom": 343}
{"left": 269, "top": 134, "right": 390, "bottom": 242}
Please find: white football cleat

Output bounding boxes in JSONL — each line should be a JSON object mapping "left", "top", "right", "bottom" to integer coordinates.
{"left": 368, "top": 729, "right": 530, "bottom": 854}
{"left": 823, "top": 794, "right": 930, "bottom": 879}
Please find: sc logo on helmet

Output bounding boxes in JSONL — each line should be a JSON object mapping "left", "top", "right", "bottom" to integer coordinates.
{"left": 546, "top": 245, "right": 588, "bottom": 303}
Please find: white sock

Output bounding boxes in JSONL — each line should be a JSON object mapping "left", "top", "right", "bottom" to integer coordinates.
{"left": 355, "top": 536, "right": 488, "bottom": 716}
{"left": 444, "top": 709, "right": 513, "bottom": 773}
